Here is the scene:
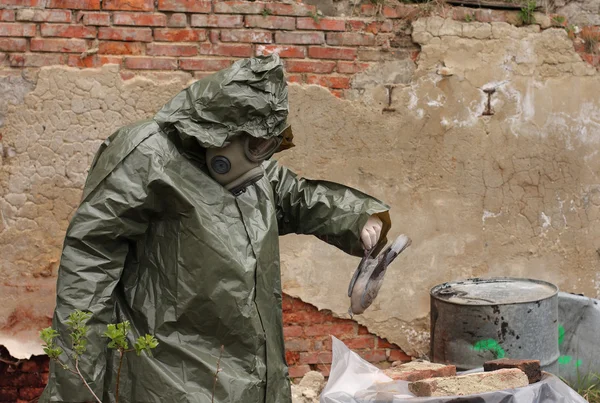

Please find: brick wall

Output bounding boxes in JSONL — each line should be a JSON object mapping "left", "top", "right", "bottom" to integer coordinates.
{"left": 0, "top": 346, "right": 48, "bottom": 403}
{"left": 1, "top": 0, "right": 598, "bottom": 97}
{"left": 282, "top": 293, "right": 410, "bottom": 378}
{"left": 0, "top": 0, "right": 421, "bottom": 97}
{"left": 0, "top": 293, "right": 410, "bottom": 402}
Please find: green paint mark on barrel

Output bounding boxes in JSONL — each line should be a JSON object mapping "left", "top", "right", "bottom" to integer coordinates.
{"left": 472, "top": 339, "right": 506, "bottom": 359}
{"left": 558, "top": 355, "right": 571, "bottom": 364}
{"left": 558, "top": 324, "right": 565, "bottom": 345}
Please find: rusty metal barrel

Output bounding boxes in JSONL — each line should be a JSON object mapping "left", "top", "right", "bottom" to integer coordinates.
{"left": 430, "top": 277, "right": 559, "bottom": 374}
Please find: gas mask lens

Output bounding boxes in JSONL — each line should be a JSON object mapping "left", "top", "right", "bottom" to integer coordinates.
{"left": 244, "top": 136, "right": 283, "bottom": 162}
{"left": 206, "top": 133, "right": 284, "bottom": 195}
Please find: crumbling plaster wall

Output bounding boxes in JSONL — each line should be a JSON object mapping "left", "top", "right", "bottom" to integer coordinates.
{"left": 2, "top": 17, "right": 600, "bottom": 358}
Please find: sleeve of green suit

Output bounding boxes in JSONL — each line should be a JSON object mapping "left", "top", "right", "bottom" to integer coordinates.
{"left": 265, "top": 160, "right": 391, "bottom": 257}
{"left": 46, "top": 149, "right": 161, "bottom": 402}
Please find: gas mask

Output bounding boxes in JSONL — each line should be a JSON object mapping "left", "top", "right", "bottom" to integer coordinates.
{"left": 206, "top": 133, "right": 283, "bottom": 195}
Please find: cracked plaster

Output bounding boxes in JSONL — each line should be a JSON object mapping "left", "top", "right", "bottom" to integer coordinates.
{"left": 2, "top": 18, "right": 600, "bottom": 358}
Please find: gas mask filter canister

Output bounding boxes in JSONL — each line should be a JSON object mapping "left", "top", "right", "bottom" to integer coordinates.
{"left": 206, "top": 134, "right": 283, "bottom": 195}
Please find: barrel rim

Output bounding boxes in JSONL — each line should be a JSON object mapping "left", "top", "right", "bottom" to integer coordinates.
{"left": 430, "top": 277, "right": 559, "bottom": 306}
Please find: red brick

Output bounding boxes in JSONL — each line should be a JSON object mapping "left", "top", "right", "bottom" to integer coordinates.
{"left": 214, "top": 1, "right": 265, "bottom": 14}
{"left": 265, "top": 2, "right": 316, "bottom": 16}
{"left": 284, "top": 310, "right": 334, "bottom": 325}
{"left": 9, "top": 53, "right": 66, "bottom": 67}
{"left": 41, "top": 23, "right": 96, "bottom": 38}
{"left": 307, "top": 75, "right": 349, "bottom": 89}
{"left": 221, "top": 29, "right": 272, "bottom": 43}
{"left": 113, "top": 12, "right": 166, "bottom": 26}
{"left": 382, "top": 4, "right": 419, "bottom": 19}
{"left": 276, "top": 31, "right": 323, "bottom": 45}
{"left": 125, "top": 56, "right": 177, "bottom": 69}
{"left": 316, "top": 363, "right": 331, "bottom": 377}
{"left": 304, "top": 322, "right": 356, "bottom": 337}
{"left": 308, "top": 46, "right": 356, "bottom": 60}
{"left": 358, "top": 325, "right": 370, "bottom": 335}
{"left": 200, "top": 43, "right": 252, "bottom": 57}
{"left": 180, "top": 57, "right": 233, "bottom": 71}
{"left": 16, "top": 9, "right": 71, "bottom": 22}
{"left": 297, "top": 17, "right": 345, "bottom": 31}
{"left": 288, "top": 364, "right": 311, "bottom": 378}
{"left": 154, "top": 28, "right": 206, "bottom": 42}
{"left": 327, "top": 32, "right": 375, "bottom": 46}
{"left": 31, "top": 38, "right": 87, "bottom": 52}
{"left": 362, "top": 20, "right": 394, "bottom": 34}
{"left": 1, "top": 0, "right": 44, "bottom": 6}
{"left": 0, "top": 11, "right": 15, "bottom": 22}
{"left": 167, "top": 13, "right": 187, "bottom": 27}
{"left": 388, "top": 349, "right": 412, "bottom": 362}
{"left": 98, "top": 27, "right": 153, "bottom": 42}
{"left": 338, "top": 335, "right": 375, "bottom": 349}
{"left": 282, "top": 295, "right": 295, "bottom": 311}
{"left": 245, "top": 15, "right": 295, "bottom": 30}
{"left": 377, "top": 338, "right": 398, "bottom": 349}
{"left": 359, "top": 349, "right": 387, "bottom": 362}
{"left": 360, "top": 4, "right": 377, "bottom": 16}
{"left": 284, "top": 59, "right": 335, "bottom": 74}
{"left": 82, "top": 12, "right": 110, "bottom": 26}
{"left": 0, "top": 38, "right": 27, "bottom": 52}
{"left": 0, "top": 23, "right": 36, "bottom": 37}
{"left": 157, "top": 0, "right": 211, "bottom": 13}
{"left": 191, "top": 14, "right": 243, "bottom": 28}
{"left": 98, "top": 41, "right": 144, "bottom": 54}
{"left": 0, "top": 388, "right": 18, "bottom": 401}
{"left": 300, "top": 351, "right": 332, "bottom": 364}
{"left": 47, "top": 0, "right": 100, "bottom": 9}
{"left": 0, "top": 373, "right": 45, "bottom": 388}
{"left": 67, "top": 54, "right": 122, "bottom": 67}
{"left": 147, "top": 42, "right": 197, "bottom": 56}
{"left": 18, "top": 387, "right": 45, "bottom": 400}
{"left": 286, "top": 350, "right": 300, "bottom": 365}
{"left": 256, "top": 44, "right": 305, "bottom": 58}
{"left": 284, "top": 338, "right": 311, "bottom": 351}
{"left": 208, "top": 29, "right": 219, "bottom": 43}
{"left": 283, "top": 325, "right": 303, "bottom": 338}
{"left": 103, "top": 0, "right": 153, "bottom": 11}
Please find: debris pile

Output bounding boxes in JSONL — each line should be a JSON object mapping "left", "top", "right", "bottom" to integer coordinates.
{"left": 382, "top": 358, "right": 540, "bottom": 398}
{"left": 291, "top": 371, "right": 325, "bottom": 403}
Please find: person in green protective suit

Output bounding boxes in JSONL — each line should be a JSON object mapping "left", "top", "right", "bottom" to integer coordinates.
{"left": 39, "top": 54, "right": 391, "bottom": 403}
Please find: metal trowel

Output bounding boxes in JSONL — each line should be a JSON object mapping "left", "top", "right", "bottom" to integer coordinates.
{"left": 347, "top": 234, "right": 412, "bottom": 317}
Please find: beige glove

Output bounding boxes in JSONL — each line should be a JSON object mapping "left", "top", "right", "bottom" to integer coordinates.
{"left": 360, "top": 215, "right": 383, "bottom": 250}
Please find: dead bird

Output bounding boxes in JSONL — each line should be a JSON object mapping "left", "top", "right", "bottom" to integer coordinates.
{"left": 348, "top": 234, "right": 412, "bottom": 317}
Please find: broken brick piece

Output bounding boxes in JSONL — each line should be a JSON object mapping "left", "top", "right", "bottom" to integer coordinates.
{"left": 483, "top": 358, "right": 541, "bottom": 384}
{"left": 408, "top": 368, "right": 528, "bottom": 397}
{"left": 383, "top": 361, "right": 456, "bottom": 382}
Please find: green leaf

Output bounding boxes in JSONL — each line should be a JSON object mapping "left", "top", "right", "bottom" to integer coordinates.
{"left": 40, "top": 327, "right": 60, "bottom": 345}
{"left": 43, "top": 346, "right": 63, "bottom": 359}
{"left": 134, "top": 335, "right": 159, "bottom": 356}
{"left": 103, "top": 321, "right": 131, "bottom": 350}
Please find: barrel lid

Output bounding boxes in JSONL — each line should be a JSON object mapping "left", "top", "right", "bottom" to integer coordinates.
{"left": 430, "top": 277, "right": 558, "bottom": 305}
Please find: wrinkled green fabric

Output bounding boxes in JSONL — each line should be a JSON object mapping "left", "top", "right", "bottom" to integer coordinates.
{"left": 39, "top": 55, "right": 391, "bottom": 403}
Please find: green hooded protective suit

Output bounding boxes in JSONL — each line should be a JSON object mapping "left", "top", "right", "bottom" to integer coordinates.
{"left": 39, "top": 55, "right": 391, "bottom": 403}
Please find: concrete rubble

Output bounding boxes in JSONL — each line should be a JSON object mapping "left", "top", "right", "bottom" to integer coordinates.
{"left": 291, "top": 371, "right": 325, "bottom": 403}
{"left": 383, "top": 360, "right": 457, "bottom": 381}
{"left": 408, "top": 368, "right": 529, "bottom": 397}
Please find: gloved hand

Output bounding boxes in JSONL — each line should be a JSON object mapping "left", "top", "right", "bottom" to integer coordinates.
{"left": 360, "top": 215, "right": 383, "bottom": 250}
